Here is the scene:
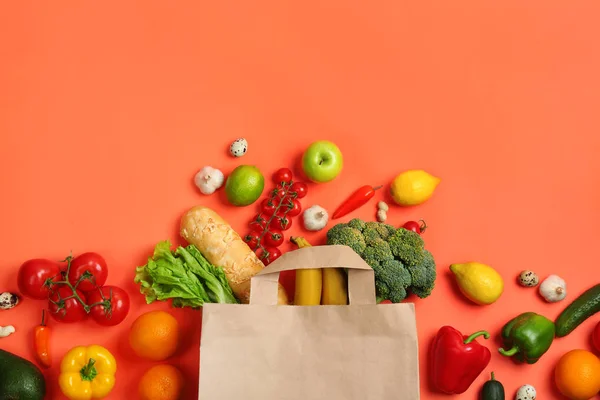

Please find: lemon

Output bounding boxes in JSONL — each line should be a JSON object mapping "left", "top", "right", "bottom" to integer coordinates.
{"left": 389, "top": 170, "right": 440, "bottom": 206}
{"left": 450, "top": 262, "right": 504, "bottom": 305}
{"left": 225, "top": 165, "right": 265, "bottom": 206}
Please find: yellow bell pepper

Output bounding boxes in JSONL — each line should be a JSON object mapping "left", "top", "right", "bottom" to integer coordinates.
{"left": 59, "top": 345, "right": 117, "bottom": 400}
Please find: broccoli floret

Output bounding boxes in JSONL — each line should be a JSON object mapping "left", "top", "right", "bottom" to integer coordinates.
{"left": 411, "top": 286, "right": 434, "bottom": 299}
{"left": 326, "top": 225, "right": 367, "bottom": 255}
{"left": 363, "top": 239, "right": 393, "bottom": 262}
{"left": 347, "top": 218, "right": 366, "bottom": 232}
{"left": 373, "top": 259, "right": 411, "bottom": 303}
{"left": 362, "top": 228, "right": 381, "bottom": 244}
{"left": 364, "top": 221, "right": 393, "bottom": 240}
{"left": 405, "top": 250, "right": 436, "bottom": 298}
{"left": 388, "top": 228, "right": 425, "bottom": 266}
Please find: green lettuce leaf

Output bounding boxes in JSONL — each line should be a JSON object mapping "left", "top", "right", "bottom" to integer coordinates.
{"left": 134, "top": 240, "right": 238, "bottom": 308}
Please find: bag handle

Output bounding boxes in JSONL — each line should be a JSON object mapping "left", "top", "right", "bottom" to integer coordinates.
{"left": 249, "top": 245, "right": 376, "bottom": 305}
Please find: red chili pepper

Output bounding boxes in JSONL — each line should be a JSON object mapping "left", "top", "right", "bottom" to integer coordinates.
{"left": 34, "top": 309, "right": 52, "bottom": 368}
{"left": 429, "top": 326, "right": 491, "bottom": 394}
{"left": 332, "top": 185, "right": 383, "bottom": 219}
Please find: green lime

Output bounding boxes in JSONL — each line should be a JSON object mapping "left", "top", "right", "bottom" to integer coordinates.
{"left": 225, "top": 165, "right": 265, "bottom": 206}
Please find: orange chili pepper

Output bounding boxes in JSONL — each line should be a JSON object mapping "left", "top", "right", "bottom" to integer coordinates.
{"left": 34, "top": 309, "right": 51, "bottom": 368}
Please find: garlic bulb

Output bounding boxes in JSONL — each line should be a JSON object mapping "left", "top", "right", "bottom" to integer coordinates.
{"left": 303, "top": 205, "right": 329, "bottom": 231}
{"left": 194, "top": 166, "right": 225, "bottom": 195}
{"left": 539, "top": 274, "right": 567, "bottom": 302}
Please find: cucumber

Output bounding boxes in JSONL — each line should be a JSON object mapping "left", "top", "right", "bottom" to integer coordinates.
{"left": 555, "top": 283, "right": 600, "bottom": 337}
{"left": 480, "top": 372, "right": 505, "bottom": 400}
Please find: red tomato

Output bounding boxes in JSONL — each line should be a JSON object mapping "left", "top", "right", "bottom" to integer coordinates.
{"left": 273, "top": 168, "right": 293, "bottom": 184}
{"left": 86, "top": 286, "right": 130, "bottom": 326}
{"left": 402, "top": 220, "right": 427, "bottom": 234}
{"left": 256, "top": 247, "right": 282, "bottom": 265}
{"left": 272, "top": 187, "right": 287, "bottom": 199}
{"left": 263, "top": 229, "right": 284, "bottom": 247}
{"left": 290, "top": 182, "right": 308, "bottom": 199}
{"left": 67, "top": 252, "right": 108, "bottom": 292}
{"left": 48, "top": 285, "right": 88, "bottom": 323}
{"left": 270, "top": 215, "right": 292, "bottom": 231}
{"left": 286, "top": 199, "right": 302, "bottom": 217}
{"left": 266, "top": 247, "right": 282, "bottom": 264}
{"left": 593, "top": 321, "right": 600, "bottom": 352}
{"left": 17, "top": 259, "right": 63, "bottom": 300}
{"left": 261, "top": 198, "right": 277, "bottom": 215}
{"left": 243, "top": 231, "right": 262, "bottom": 248}
{"left": 249, "top": 215, "right": 268, "bottom": 232}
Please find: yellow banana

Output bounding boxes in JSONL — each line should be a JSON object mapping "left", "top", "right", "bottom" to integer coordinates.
{"left": 290, "top": 237, "right": 322, "bottom": 305}
{"left": 290, "top": 237, "right": 348, "bottom": 305}
{"left": 322, "top": 268, "right": 348, "bottom": 305}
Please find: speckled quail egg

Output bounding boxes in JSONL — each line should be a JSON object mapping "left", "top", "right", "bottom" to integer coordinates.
{"left": 229, "top": 138, "right": 248, "bottom": 157}
{"left": 515, "top": 384, "right": 536, "bottom": 400}
{"left": 518, "top": 270, "right": 539, "bottom": 287}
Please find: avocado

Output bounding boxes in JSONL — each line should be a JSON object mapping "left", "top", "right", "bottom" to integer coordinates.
{"left": 0, "top": 348, "right": 46, "bottom": 400}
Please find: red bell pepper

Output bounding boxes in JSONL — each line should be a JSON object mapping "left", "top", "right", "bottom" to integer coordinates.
{"left": 429, "top": 326, "right": 491, "bottom": 394}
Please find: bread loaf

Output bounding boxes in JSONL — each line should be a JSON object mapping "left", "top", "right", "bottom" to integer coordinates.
{"left": 180, "top": 205, "right": 289, "bottom": 305}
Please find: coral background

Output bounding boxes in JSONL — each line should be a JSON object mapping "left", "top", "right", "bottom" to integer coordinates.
{"left": 1, "top": 1, "right": 599, "bottom": 398}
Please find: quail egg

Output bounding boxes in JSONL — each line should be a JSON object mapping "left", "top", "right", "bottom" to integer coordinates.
{"left": 518, "top": 270, "right": 539, "bottom": 287}
{"left": 229, "top": 138, "right": 248, "bottom": 157}
{"left": 515, "top": 384, "right": 536, "bottom": 400}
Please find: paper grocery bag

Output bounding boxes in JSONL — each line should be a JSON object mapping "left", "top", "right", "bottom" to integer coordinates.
{"left": 198, "top": 245, "right": 420, "bottom": 400}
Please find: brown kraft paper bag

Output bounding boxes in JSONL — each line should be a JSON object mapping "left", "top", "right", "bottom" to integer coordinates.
{"left": 198, "top": 245, "right": 420, "bottom": 400}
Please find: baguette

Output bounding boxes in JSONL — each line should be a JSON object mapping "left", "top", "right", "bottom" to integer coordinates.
{"left": 180, "top": 205, "right": 289, "bottom": 305}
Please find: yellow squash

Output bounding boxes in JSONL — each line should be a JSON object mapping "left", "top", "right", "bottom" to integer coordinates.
{"left": 321, "top": 268, "right": 348, "bottom": 305}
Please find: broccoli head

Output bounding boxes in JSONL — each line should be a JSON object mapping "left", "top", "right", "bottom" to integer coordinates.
{"left": 373, "top": 259, "right": 411, "bottom": 303}
{"left": 326, "top": 225, "right": 367, "bottom": 255}
{"left": 388, "top": 228, "right": 426, "bottom": 266}
{"left": 326, "top": 220, "right": 437, "bottom": 301}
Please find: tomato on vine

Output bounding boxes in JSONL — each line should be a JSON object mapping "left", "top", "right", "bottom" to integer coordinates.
{"left": 243, "top": 231, "right": 262, "bottom": 248}
{"left": 290, "top": 182, "right": 308, "bottom": 198}
{"left": 67, "top": 252, "right": 108, "bottom": 292}
{"left": 86, "top": 286, "right": 130, "bottom": 326}
{"left": 249, "top": 215, "right": 268, "bottom": 232}
{"left": 263, "top": 229, "right": 284, "bottom": 247}
{"left": 260, "top": 198, "right": 277, "bottom": 215}
{"left": 270, "top": 215, "right": 292, "bottom": 231}
{"left": 17, "top": 259, "right": 63, "bottom": 300}
{"left": 273, "top": 168, "right": 293, "bottom": 184}
{"left": 48, "top": 285, "right": 88, "bottom": 323}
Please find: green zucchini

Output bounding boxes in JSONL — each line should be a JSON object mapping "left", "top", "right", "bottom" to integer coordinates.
{"left": 480, "top": 372, "right": 504, "bottom": 400}
{"left": 555, "top": 283, "right": 600, "bottom": 337}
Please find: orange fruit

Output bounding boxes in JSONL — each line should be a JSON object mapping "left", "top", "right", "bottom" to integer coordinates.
{"left": 555, "top": 349, "right": 600, "bottom": 400}
{"left": 139, "top": 364, "right": 184, "bottom": 400}
{"left": 129, "top": 310, "right": 180, "bottom": 361}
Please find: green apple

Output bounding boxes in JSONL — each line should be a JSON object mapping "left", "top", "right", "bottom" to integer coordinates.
{"left": 302, "top": 140, "right": 343, "bottom": 183}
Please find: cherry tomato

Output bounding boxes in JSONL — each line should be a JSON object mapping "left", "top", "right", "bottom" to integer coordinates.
{"left": 67, "top": 252, "right": 108, "bottom": 292}
{"left": 290, "top": 182, "right": 308, "bottom": 199}
{"left": 263, "top": 229, "right": 284, "bottom": 247}
{"left": 256, "top": 247, "right": 282, "bottom": 265}
{"left": 272, "top": 187, "right": 287, "bottom": 199}
{"left": 48, "top": 285, "right": 88, "bottom": 323}
{"left": 270, "top": 215, "right": 292, "bottom": 231}
{"left": 287, "top": 199, "right": 302, "bottom": 217}
{"left": 17, "top": 259, "right": 63, "bottom": 300}
{"left": 249, "top": 215, "right": 268, "bottom": 232}
{"left": 273, "top": 168, "right": 293, "bottom": 184}
{"left": 261, "top": 198, "right": 277, "bottom": 215}
{"left": 593, "top": 321, "right": 600, "bottom": 352}
{"left": 243, "top": 231, "right": 262, "bottom": 248}
{"left": 86, "top": 286, "right": 130, "bottom": 326}
{"left": 402, "top": 220, "right": 427, "bottom": 234}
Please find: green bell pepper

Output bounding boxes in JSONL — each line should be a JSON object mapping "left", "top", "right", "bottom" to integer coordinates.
{"left": 498, "top": 312, "right": 555, "bottom": 364}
